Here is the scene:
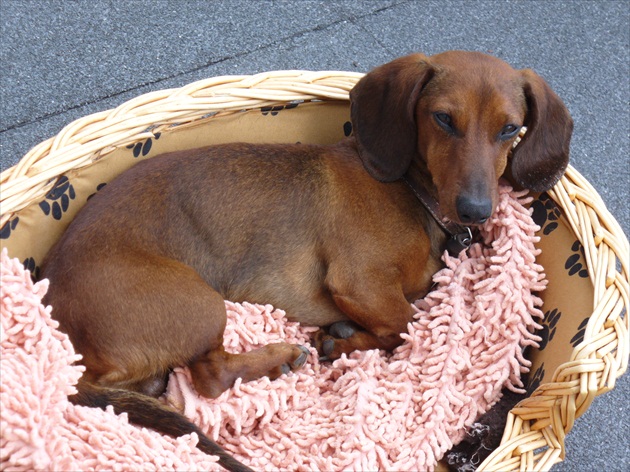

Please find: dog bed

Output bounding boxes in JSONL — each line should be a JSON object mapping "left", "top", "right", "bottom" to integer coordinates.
{"left": 1, "top": 71, "right": 628, "bottom": 471}
{"left": 1, "top": 184, "right": 542, "bottom": 471}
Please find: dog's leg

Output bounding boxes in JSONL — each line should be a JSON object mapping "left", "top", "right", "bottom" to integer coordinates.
{"left": 189, "top": 343, "right": 310, "bottom": 398}
{"left": 316, "top": 272, "right": 416, "bottom": 359}
{"left": 50, "top": 251, "right": 310, "bottom": 402}
{"left": 128, "top": 258, "right": 311, "bottom": 400}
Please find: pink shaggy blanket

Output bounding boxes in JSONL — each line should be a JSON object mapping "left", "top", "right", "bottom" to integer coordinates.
{"left": 1, "top": 185, "right": 545, "bottom": 471}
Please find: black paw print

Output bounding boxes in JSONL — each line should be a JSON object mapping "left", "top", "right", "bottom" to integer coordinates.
{"left": 87, "top": 183, "right": 108, "bottom": 201}
{"left": 261, "top": 102, "right": 299, "bottom": 116}
{"left": 527, "top": 364, "right": 545, "bottom": 395}
{"left": 565, "top": 240, "right": 589, "bottom": 278}
{"left": 570, "top": 317, "right": 590, "bottom": 347}
{"left": 538, "top": 309, "right": 561, "bottom": 350}
{"left": 343, "top": 121, "right": 352, "bottom": 137}
{"left": 23, "top": 257, "right": 41, "bottom": 282}
{"left": 127, "top": 132, "right": 161, "bottom": 158}
{"left": 39, "top": 176, "right": 76, "bottom": 220}
{"left": 531, "top": 193, "right": 562, "bottom": 235}
{"left": 0, "top": 217, "right": 19, "bottom": 239}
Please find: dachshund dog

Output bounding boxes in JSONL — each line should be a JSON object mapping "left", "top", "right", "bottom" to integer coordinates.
{"left": 41, "top": 51, "right": 572, "bottom": 471}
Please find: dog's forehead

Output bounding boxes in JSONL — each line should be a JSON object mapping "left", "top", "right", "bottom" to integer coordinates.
{"left": 420, "top": 52, "right": 525, "bottom": 113}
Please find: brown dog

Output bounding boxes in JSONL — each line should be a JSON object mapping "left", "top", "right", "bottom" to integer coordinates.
{"left": 41, "top": 51, "right": 572, "bottom": 471}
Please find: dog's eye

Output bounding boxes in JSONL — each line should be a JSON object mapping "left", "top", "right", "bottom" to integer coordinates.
{"left": 434, "top": 112, "right": 454, "bottom": 132}
{"left": 500, "top": 124, "right": 520, "bottom": 139}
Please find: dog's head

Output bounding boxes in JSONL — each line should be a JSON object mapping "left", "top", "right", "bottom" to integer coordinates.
{"left": 350, "top": 51, "right": 573, "bottom": 225}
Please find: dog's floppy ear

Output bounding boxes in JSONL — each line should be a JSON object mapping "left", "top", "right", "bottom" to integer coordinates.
{"left": 511, "top": 70, "right": 573, "bottom": 192}
{"left": 350, "top": 54, "right": 434, "bottom": 182}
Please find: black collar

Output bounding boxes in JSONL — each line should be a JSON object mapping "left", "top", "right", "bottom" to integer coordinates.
{"left": 402, "top": 166, "right": 473, "bottom": 257}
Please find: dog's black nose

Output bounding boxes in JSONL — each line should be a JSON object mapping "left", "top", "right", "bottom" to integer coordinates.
{"left": 456, "top": 195, "right": 493, "bottom": 225}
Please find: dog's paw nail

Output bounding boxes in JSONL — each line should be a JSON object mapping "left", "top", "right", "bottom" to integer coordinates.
{"left": 322, "top": 338, "right": 335, "bottom": 356}
{"left": 328, "top": 321, "right": 357, "bottom": 339}
{"left": 318, "top": 355, "right": 330, "bottom": 362}
{"left": 281, "top": 363, "right": 291, "bottom": 375}
{"left": 293, "top": 345, "right": 310, "bottom": 368}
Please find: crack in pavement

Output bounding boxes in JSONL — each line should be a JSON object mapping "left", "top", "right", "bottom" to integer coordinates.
{"left": 0, "top": 1, "right": 408, "bottom": 135}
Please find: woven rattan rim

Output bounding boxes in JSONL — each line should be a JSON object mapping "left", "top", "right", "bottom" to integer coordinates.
{"left": 1, "top": 71, "right": 628, "bottom": 471}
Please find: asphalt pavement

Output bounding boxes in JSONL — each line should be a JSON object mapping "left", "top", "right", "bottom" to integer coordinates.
{"left": 1, "top": 1, "right": 628, "bottom": 470}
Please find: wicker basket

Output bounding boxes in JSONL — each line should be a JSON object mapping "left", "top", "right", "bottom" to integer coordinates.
{"left": 1, "top": 71, "right": 628, "bottom": 471}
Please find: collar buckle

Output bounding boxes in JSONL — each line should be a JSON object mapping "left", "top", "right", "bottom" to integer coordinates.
{"left": 446, "top": 227, "right": 473, "bottom": 257}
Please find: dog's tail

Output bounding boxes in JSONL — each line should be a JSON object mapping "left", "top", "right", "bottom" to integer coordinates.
{"left": 69, "top": 379, "right": 253, "bottom": 472}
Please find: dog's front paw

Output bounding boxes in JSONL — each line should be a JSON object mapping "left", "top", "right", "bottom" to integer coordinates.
{"left": 312, "top": 330, "right": 349, "bottom": 362}
{"left": 328, "top": 320, "right": 359, "bottom": 339}
{"left": 313, "top": 320, "right": 361, "bottom": 361}
{"left": 313, "top": 329, "right": 335, "bottom": 361}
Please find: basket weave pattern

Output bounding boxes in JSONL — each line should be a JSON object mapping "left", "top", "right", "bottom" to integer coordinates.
{"left": 1, "top": 72, "right": 628, "bottom": 471}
